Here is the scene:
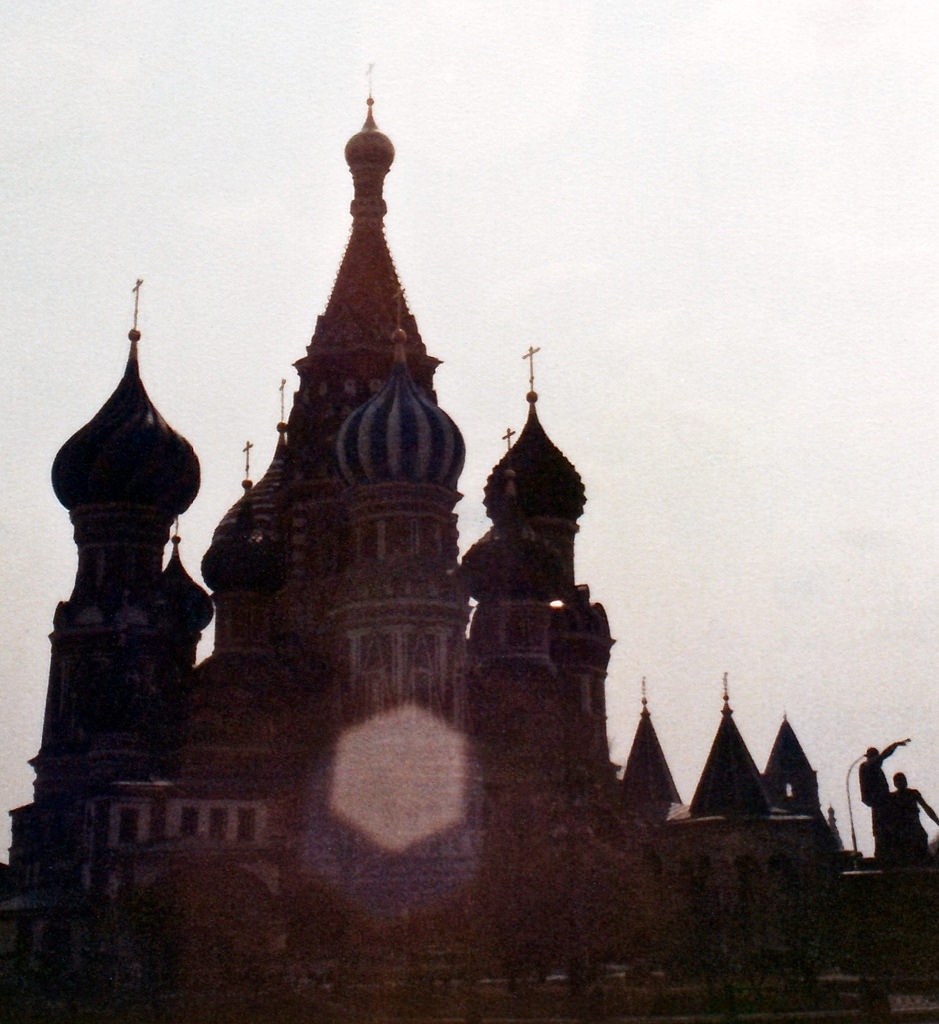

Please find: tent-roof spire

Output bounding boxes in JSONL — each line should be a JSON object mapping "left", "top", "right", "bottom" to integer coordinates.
{"left": 621, "top": 678, "right": 681, "bottom": 820}
{"left": 690, "top": 676, "right": 771, "bottom": 819}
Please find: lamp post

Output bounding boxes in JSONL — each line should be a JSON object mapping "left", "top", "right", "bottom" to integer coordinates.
{"left": 846, "top": 754, "right": 865, "bottom": 854}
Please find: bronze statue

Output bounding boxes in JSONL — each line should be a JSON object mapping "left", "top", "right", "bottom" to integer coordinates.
{"left": 883, "top": 772, "right": 939, "bottom": 866}
{"left": 859, "top": 739, "right": 909, "bottom": 859}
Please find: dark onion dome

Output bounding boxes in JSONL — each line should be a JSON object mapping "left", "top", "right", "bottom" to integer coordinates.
{"left": 203, "top": 420, "right": 287, "bottom": 551}
{"left": 162, "top": 534, "right": 214, "bottom": 634}
{"left": 484, "top": 398, "right": 585, "bottom": 526}
{"left": 201, "top": 488, "right": 284, "bottom": 595}
{"left": 51, "top": 334, "right": 199, "bottom": 516}
{"left": 344, "top": 96, "right": 395, "bottom": 174}
{"left": 336, "top": 329, "right": 464, "bottom": 489}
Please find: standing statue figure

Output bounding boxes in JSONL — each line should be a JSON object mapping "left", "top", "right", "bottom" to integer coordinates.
{"left": 884, "top": 772, "right": 939, "bottom": 867}
{"left": 859, "top": 739, "right": 909, "bottom": 860}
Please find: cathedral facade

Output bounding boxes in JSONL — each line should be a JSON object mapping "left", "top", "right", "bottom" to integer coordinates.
{"left": 3, "top": 103, "right": 841, "bottom": 997}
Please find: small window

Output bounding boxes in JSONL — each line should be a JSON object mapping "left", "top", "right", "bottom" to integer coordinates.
{"left": 180, "top": 806, "right": 199, "bottom": 837}
{"left": 209, "top": 807, "right": 228, "bottom": 842}
{"left": 236, "top": 807, "right": 256, "bottom": 842}
{"left": 150, "top": 802, "right": 166, "bottom": 841}
{"left": 118, "top": 808, "right": 139, "bottom": 845}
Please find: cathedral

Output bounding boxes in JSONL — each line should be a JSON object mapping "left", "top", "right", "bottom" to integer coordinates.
{"left": 2, "top": 101, "right": 847, "bottom": 1000}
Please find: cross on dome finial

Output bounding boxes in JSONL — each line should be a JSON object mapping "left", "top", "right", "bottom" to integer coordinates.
{"left": 367, "top": 63, "right": 375, "bottom": 101}
{"left": 242, "top": 439, "right": 254, "bottom": 491}
{"left": 523, "top": 345, "right": 541, "bottom": 404}
{"left": 129, "top": 278, "right": 144, "bottom": 344}
{"left": 641, "top": 675, "right": 648, "bottom": 708}
{"left": 722, "top": 671, "right": 731, "bottom": 711}
{"left": 279, "top": 378, "right": 287, "bottom": 424}
{"left": 502, "top": 426, "right": 516, "bottom": 452}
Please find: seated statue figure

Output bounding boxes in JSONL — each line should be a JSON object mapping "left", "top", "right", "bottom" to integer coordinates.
{"left": 883, "top": 772, "right": 939, "bottom": 867}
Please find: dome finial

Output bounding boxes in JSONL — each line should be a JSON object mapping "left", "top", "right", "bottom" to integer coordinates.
{"left": 129, "top": 278, "right": 143, "bottom": 346}
{"left": 722, "top": 671, "right": 732, "bottom": 713}
{"left": 523, "top": 344, "right": 541, "bottom": 404}
{"left": 641, "top": 675, "right": 648, "bottom": 709}
{"left": 391, "top": 286, "right": 408, "bottom": 363}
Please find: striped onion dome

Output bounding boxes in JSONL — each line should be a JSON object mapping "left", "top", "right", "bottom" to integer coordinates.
{"left": 336, "top": 330, "right": 464, "bottom": 489}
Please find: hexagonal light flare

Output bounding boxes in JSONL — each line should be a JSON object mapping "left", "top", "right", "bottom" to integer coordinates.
{"left": 329, "top": 703, "right": 469, "bottom": 853}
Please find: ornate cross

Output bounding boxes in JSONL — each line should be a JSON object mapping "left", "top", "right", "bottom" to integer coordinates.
{"left": 522, "top": 345, "right": 540, "bottom": 392}
{"left": 132, "top": 278, "right": 143, "bottom": 330}
{"left": 243, "top": 440, "right": 254, "bottom": 480}
{"left": 502, "top": 426, "right": 516, "bottom": 452}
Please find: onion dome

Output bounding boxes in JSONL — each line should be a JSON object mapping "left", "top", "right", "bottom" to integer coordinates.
{"left": 162, "top": 534, "right": 214, "bottom": 634}
{"left": 344, "top": 96, "right": 395, "bottom": 173}
{"left": 343, "top": 97, "right": 395, "bottom": 225}
{"left": 484, "top": 396, "right": 584, "bottom": 526}
{"left": 201, "top": 489, "right": 284, "bottom": 595}
{"left": 52, "top": 333, "right": 199, "bottom": 516}
{"left": 336, "top": 330, "right": 464, "bottom": 489}
{"left": 201, "top": 429, "right": 287, "bottom": 594}
{"left": 205, "top": 424, "right": 287, "bottom": 548}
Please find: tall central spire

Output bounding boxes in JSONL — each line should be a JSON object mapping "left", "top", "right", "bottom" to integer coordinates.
{"left": 289, "top": 99, "right": 441, "bottom": 481}
{"left": 300, "top": 98, "right": 436, "bottom": 376}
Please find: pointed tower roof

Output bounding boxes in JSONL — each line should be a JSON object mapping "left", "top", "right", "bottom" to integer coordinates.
{"left": 299, "top": 99, "right": 438, "bottom": 383}
{"left": 621, "top": 682, "right": 681, "bottom": 821}
{"left": 762, "top": 716, "right": 821, "bottom": 817}
{"left": 690, "top": 679, "right": 771, "bottom": 819}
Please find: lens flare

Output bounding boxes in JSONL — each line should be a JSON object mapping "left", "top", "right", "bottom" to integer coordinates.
{"left": 329, "top": 703, "right": 468, "bottom": 853}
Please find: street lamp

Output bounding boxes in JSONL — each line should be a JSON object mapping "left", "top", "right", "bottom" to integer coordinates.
{"left": 845, "top": 754, "right": 865, "bottom": 854}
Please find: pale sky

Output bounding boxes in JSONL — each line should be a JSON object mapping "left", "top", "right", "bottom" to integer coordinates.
{"left": 2, "top": 2, "right": 938, "bottom": 857}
